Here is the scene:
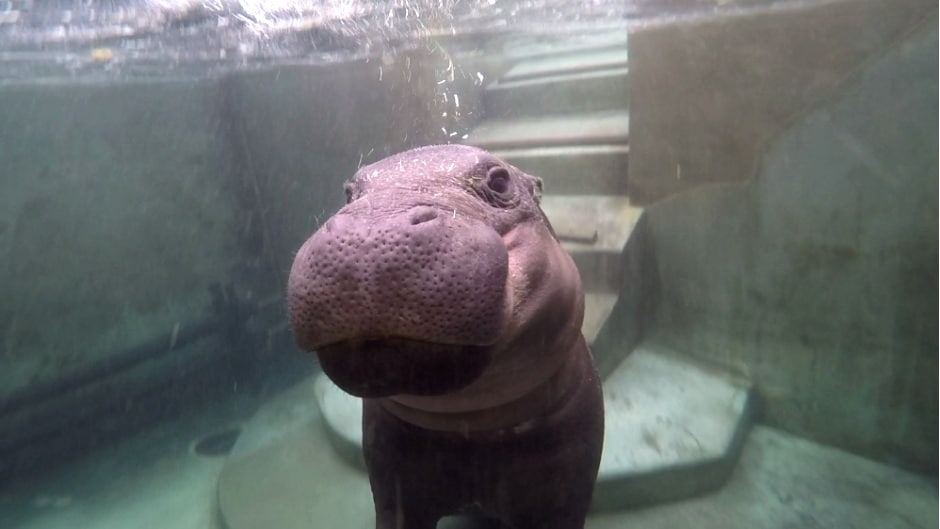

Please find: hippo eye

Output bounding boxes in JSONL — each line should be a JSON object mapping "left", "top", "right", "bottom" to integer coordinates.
{"left": 487, "top": 167, "right": 510, "bottom": 193}
{"left": 480, "top": 165, "right": 516, "bottom": 208}
{"left": 343, "top": 182, "right": 355, "bottom": 204}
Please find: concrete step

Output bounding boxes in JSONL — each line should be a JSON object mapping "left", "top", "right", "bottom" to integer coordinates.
{"left": 308, "top": 340, "right": 754, "bottom": 512}
{"left": 497, "top": 29, "right": 628, "bottom": 62}
{"left": 467, "top": 111, "right": 629, "bottom": 151}
{"left": 486, "top": 66, "right": 629, "bottom": 118}
{"left": 496, "top": 144, "right": 629, "bottom": 196}
{"left": 502, "top": 46, "right": 628, "bottom": 83}
{"left": 540, "top": 194, "right": 643, "bottom": 293}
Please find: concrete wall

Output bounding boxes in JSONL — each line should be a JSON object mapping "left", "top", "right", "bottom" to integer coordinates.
{"left": 641, "top": 24, "right": 937, "bottom": 472}
{"left": 0, "top": 41, "right": 491, "bottom": 405}
{"left": 0, "top": 41, "right": 494, "bottom": 478}
{"left": 627, "top": 0, "right": 935, "bottom": 205}
{"left": 0, "top": 80, "right": 237, "bottom": 401}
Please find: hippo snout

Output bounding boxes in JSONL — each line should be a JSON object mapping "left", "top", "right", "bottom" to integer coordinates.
{"left": 287, "top": 204, "right": 510, "bottom": 355}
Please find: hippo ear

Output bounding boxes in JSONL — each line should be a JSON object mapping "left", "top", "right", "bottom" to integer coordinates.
{"left": 523, "top": 173, "right": 544, "bottom": 205}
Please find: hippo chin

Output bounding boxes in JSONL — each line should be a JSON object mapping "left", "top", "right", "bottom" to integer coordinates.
{"left": 288, "top": 144, "right": 604, "bottom": 529}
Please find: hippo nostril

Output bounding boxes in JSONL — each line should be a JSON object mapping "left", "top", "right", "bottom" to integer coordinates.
{"left": 409, "top": 207, "right": 439, "bottom": 225}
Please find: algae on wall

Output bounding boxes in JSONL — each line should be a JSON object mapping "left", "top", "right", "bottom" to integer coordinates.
{"left": 643, "top": 25, "right": 938, "bottom": 472}
{"left": 0, "top": 80, "right": 238, "bottom": 399}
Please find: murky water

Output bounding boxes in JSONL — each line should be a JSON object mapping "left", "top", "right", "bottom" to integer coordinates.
{"left": 0, "top": 1, "right": 935, "bottom": 528}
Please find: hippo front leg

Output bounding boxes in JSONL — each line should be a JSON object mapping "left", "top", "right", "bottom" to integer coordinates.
{"left": 495, "top": 358, "right": 604, "bottom": 529}
{"left": 364, "top": 400, "right": 456, "bottom": 529}
{"left": 374, "top": 497, "right": 440, "bottom": 529}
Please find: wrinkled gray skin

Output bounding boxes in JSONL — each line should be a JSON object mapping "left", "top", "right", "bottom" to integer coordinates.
{"left": 288, "top": 145, "right": 604, "bottom": 529}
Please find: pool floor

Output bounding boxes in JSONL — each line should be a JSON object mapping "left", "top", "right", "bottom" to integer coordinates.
{"left": 0, "top": 379, "right": 934, "bottom": 529}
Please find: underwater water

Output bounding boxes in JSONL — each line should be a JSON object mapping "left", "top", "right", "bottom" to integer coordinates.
{"left": 0, "top": 1, "right": 936, "bottom": 528}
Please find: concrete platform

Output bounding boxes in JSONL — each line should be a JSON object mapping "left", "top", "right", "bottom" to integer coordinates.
{"left": 3, "top": 375, "right": 933, "bottom": 529}
{"left": 592, "top": 343, "right": 752, "bottom": 510}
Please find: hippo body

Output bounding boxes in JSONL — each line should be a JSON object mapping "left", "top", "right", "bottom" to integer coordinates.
{"left": 288, "top": 145, "right": 604, "bottom": 529}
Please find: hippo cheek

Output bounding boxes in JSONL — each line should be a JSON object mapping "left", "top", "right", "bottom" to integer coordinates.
{"left": 288, "top": 205, "right": 511, "bottom": 396}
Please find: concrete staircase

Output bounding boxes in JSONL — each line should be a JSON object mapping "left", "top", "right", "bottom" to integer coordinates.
{"left": 466, "top": 30, "right": 635, "bottom": 348}
{"left": 471, "top": 29, "right": 754, "bottom": 509}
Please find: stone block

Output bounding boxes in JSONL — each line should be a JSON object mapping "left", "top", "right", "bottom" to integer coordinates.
{"left": 626, "top": 0, "right": 934, "bottom": 205}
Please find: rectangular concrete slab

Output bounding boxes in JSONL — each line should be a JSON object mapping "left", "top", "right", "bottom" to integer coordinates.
{"left": 468, "top": 111, "right": 629, "bottom": 150}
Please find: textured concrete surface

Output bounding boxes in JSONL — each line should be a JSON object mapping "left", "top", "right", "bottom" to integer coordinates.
{"left": 589, "top": 426, "right": 937, "bottom": 529}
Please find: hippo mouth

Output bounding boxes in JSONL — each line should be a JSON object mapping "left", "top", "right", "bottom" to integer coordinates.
{"left": 288, "top": 201, "right": 513, "bottom": 399}
{"left": 316, "top": 337, "right": 491, "bottom": 398}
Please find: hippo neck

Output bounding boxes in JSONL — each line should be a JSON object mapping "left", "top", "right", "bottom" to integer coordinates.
{"left": 376, "top": 338, "right": 593, "bottom": 433}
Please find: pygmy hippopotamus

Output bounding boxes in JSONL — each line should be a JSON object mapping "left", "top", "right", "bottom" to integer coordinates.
{"left": 287, "top": 144, "right": 604, "bottom": 529}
